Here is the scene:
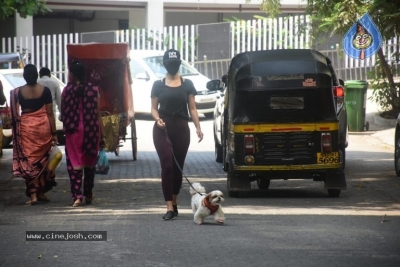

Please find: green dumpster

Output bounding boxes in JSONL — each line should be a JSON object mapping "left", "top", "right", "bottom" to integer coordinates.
{"left": 344, "top": 80, "right": 369, "bottom": 132}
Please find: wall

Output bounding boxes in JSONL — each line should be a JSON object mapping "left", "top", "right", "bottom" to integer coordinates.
{"left": 1, "top": 9, "right": 282, "bottom": 38}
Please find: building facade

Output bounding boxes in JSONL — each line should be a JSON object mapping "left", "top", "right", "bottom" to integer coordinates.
{"left": 0, "top": 0, "right": 306, "bottom": 38}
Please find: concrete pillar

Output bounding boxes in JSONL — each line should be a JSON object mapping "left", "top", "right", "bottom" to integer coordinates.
{"left": 15, "top": 13, "right": 33, "bottom": 59}
{"left": 129, "top": 9, "right": 146, "bottom": 29}
{"left": 15, "top": 13, "right": 33, "bottom": 38}
{"left": 146, "top": 0, "right": 164, "bottom": 29}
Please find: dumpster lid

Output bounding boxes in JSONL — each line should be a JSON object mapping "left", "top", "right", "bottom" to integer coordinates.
{"left": 344, "top": 80, "right": 368, "bottom": 89}
{"left": 344, "top": 80, "right": 368, "bottom": 85}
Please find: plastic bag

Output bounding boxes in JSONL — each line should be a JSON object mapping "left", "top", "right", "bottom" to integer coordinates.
{"left": 48, "top": 145, "right": 63, "bottom": 171}
{"left": 95, "top": 149, "right": 110, "bottom": 175}
{"left": 0, "top": 103, "right": 12, "bottom": 129}
{"left": 101, "top": 114, "right": 119, "bottom": 152}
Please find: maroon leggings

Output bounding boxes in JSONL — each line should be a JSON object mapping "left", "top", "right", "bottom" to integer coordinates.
{"left": 65, "top": 149, "right": 95, "bottom": 201}
{"left": 153, "top": 117, "right": 190, "bottom": 201}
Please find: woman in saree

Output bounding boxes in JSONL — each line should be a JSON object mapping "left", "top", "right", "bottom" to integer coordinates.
{"left": 10, "top": 64, "right": 58, "bottom": 205}
{"left": 61, "top": 61, "right": 105, "bottom": 207}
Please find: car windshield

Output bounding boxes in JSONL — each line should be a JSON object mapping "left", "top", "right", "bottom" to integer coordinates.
{"left": 2, "top": 72, "right": 26, "bottom": 87}
{"left": 142, "top": 56, "right": 199, "bottom": 78}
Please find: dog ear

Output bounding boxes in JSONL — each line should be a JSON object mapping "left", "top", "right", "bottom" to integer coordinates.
{"left": 202, "top": 193, "right": 212, "bottom": 206}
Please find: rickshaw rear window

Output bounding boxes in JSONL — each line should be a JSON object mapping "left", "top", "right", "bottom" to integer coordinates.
{"left": 270, "top": 97, "right": 304, "bottom": 109}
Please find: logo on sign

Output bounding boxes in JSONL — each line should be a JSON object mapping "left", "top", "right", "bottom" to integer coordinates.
{"left": 169, "top": 52, "right": 177, "bottom": 59}
{"left": 302, "top": 78, "right": 316, "bottom": 87}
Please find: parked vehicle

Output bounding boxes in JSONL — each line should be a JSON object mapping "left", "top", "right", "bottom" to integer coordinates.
{"left": 213, "top": 75, "right": 227, "bottom": 162}
{"left": 0, "top": 69, "right": 64, "bottom": 147}
{"left": 208, "top": 49, "right": 348, "bottom": 197}
{"left": 129, "top": 50, "right": 218, "bottom": 117}
{"left": 0, "top": 52, "right": 24, "bottom": 69}
{"left": 394, "top": 115, "right": 400, "bottom": 176}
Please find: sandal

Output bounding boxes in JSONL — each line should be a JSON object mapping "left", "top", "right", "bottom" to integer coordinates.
{"left": 85, "top": 195, "right": 95, "bottom": 204}
{"left": 25, "top": 200, "right": 38, "bottom": 205}
{"left": 70, "top": 199, "right": 82, "bottom": 207}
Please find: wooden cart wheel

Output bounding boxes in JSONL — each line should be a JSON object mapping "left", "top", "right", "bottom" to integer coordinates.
{"left": 131, "top": 117, "right": 137, "bottom": 161}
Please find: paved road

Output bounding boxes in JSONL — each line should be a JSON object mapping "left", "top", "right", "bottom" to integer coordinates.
{"left": 0, "top": 114, "right": 399, "bottom": 267}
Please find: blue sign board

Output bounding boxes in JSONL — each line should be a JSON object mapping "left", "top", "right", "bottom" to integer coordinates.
{"left": 342, "top": 13, "right": 382, "bottom": 60}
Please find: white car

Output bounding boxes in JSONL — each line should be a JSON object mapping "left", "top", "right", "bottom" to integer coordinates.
{"left": 129, "top": 50, "right": 217, "bottom": 117}
{"left": 0, "top": 69, "right": 64, "bottom": 147}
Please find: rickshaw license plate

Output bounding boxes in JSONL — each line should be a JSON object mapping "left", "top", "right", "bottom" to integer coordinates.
{"left": 317, "top": 152, "right": 339, "bottom": 164}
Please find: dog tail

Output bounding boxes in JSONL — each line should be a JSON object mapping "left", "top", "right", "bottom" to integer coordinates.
{"left": 190, "top": 182, "right": 206, "bottom": 195}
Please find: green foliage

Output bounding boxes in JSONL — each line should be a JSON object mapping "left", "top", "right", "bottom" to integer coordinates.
{"left": 0, "top": 0, "right": 50, "bottom": 19}
{"left": 368, "top": 51, "right": 400, "bottom": 118}
{"left": 245, "top": 0, "right": 281, "bottom": 18}
{"left": 253, "top": 0, "right": 400, "bottom": 115}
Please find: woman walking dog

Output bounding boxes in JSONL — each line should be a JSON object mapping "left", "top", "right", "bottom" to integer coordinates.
{"left": 151, "top": 49, "right": 204, "bottom": 220}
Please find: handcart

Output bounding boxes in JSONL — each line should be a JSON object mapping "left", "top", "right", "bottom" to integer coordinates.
{"left": 66, "top": 43, "right": 137, "bottom": 160}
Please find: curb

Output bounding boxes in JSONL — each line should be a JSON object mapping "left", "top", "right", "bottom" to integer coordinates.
{"left": 373, "top": 113, "right": 397, "bottom": 128}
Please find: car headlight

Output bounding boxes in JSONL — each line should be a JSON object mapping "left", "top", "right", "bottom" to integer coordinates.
{"left": 197, "top": 90, "right": 209, "bottom": 95}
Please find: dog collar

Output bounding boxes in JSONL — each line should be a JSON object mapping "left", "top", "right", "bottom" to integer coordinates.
{"left": 202, "top": 198, "right": 219, "bottom": 215}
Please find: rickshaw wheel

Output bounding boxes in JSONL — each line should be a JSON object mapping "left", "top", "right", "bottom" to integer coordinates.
{"left": 340, "top": 146, "right": 346, "bottom": 171}
{"left": 327, "top": 189, "right": 341, "bottom": 197}
{"left": 131, "top": 117, "right": 137, "bottom": 161}
{"left": 256, "top": 178, "right": 270, "bottom": 190}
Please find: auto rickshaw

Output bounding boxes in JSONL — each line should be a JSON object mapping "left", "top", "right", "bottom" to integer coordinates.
{"left": 208, "top": 49, "right": 348, "bottom": 197}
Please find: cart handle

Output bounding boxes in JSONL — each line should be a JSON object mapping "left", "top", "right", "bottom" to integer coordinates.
{"left": 100, "top": 111, "right": 111, "bottom": 117}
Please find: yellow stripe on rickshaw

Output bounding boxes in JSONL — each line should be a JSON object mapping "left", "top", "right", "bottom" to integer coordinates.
{"left": 229, "top": 122, "right": 339, "bottom": 133}
{"left": 234, "top": 163, "right": 341, "bottom": 171}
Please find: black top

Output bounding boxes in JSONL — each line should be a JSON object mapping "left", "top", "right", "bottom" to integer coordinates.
{"left": 151, "top": 78, "right": 197, "bottom": 120}
{"left": 18, "top": 87, "right": 52, "bottom": 113}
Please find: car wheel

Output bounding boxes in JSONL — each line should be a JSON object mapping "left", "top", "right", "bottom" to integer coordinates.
{"left": 395, "top": 133, "right": 400, "bottom": 177}
{"left": 204, "top": 112, "right": 214, "bottom": 118}
{"left": 257, "top": 178, "right": 270, "bottom": 190}
{"left": 227, "top": 171, "right": 239, "bottom": 198}
{"left": 327, "top": 189, "right": 341, "bottom": 197}
{"left": 215, "top": 143, "right": 223, "bottom": 163}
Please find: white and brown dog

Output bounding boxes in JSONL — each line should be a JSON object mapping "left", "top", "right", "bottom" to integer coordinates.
{"left": 189, "top": 182, "right": 225, "bottom": 225}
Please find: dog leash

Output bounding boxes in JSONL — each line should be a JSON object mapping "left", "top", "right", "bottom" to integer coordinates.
{"left": 163, "top": 126, "right": 203, "bottom": 196}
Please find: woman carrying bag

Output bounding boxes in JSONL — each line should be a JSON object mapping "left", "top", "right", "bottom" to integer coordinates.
{"left": 61, "top": 61, "right": 105, "bottom": 207}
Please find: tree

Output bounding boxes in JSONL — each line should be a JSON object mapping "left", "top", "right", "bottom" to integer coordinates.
{"left": 0, "top": 0, "right": 50, "bottom": 19}
{"left": 246, "top": 0, "right": 400, "bottom": 117}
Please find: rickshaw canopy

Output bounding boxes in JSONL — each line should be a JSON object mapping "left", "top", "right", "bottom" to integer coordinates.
{"left": 66, "top": 43, "right": 133, "bottom": 120}
{"left": 226, "top": 49, "right": 338, "bottom": 123}
{"left": 229, "top": 49, "right": 335, "bottom": 91}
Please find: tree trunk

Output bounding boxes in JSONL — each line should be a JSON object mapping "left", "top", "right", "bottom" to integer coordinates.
{"left": 376, "top": 47, "right": 398, "bottom": 113}
{"left": 376, "top": 48, "right": 395, "bottom": 86}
